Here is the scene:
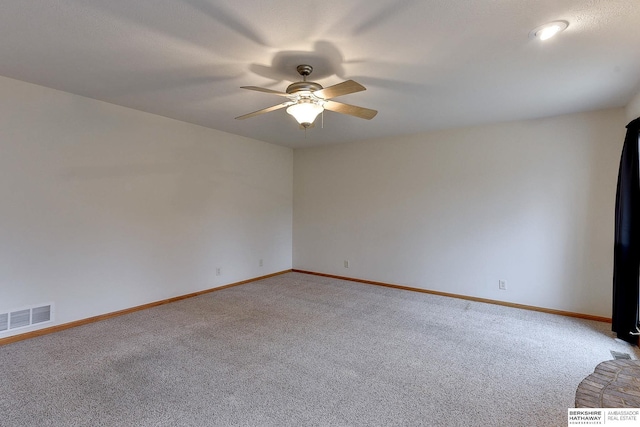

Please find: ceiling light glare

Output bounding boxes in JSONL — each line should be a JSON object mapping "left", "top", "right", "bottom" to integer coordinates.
{"left": 529, "top": 20, "right": 568, "bottom": 41}
{"left": 538, "top": 25, "right": 561, "bottom": 40}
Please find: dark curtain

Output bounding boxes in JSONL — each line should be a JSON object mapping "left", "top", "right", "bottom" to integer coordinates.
{"left": 613, "top": 117, "right": 640, "bottom": 344}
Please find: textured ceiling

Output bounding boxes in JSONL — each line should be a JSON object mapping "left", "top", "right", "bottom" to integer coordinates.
{"left": 1, "top": 0, "right": 639, "bottom": 148}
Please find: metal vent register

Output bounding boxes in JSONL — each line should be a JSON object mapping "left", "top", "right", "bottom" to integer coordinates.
{"left": 0, "top": 304, "right": 53, "bottom": 332}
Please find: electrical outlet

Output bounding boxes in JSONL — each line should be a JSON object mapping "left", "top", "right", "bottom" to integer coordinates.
{"left": 216, "top": 267, "right": 221, "bottom": 276}
{"left": 498, "top": 280, "right": 507, "bottom": 290}
{"left": 344, "top": 260, "right": 350, "bottom": 268}
{"left": 259, "top": 259, "right": 263, "bottom": 267}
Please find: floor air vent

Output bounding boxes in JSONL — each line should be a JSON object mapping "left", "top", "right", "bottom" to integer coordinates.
{"left": 0, "top": 303, "right": 53, "bottom": 332}
{"left": 0, "top": 313, "right": 8, "bottom": 332}
{"left": 10, "top": 309, "right": 30, "bottom": 329}
{"left": 32, "top": 305, "right": 51, "bottom": 324}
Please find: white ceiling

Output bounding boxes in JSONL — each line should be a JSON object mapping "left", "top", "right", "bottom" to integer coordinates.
{"left": 1, "top": 0, "right": 639, "bottom": 148}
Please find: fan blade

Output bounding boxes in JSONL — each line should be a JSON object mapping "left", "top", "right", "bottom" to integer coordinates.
{"left": 313, "top": 80, "right": 366, "bottom": 99}
{"left": 323, "top": 100, "right": 377, "bottom": 120}
{"left": 235, "top": 102, "right": 291, "bottom": 120}
{"left": 240, "top": 86, "right": 290, "bottom": 97}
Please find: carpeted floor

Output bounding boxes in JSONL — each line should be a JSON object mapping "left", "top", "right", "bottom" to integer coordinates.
{"left": 1, "top": 272, "right": 638, "bottom": 426}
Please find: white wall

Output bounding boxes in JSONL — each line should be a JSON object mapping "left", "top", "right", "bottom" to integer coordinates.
{"left": 0, "top": 73, "right": 629, "bottom": 338}
{"left": 627, "top": 89, "right": 640, "bottom": 122}
{"left": 0, "top": 76, "right": 293, "bottom": 337}
{"left": 294, "top": 109, "right": 626, "bottom": 317}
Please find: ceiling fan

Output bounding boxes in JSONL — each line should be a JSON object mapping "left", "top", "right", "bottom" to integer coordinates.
{"left": 235, "top": 64, "right": 377, "bottom": 128}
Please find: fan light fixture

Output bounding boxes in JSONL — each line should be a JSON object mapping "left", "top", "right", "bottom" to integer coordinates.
{"left": 530, "top": 21, "right": 568, "bottom": 41}
{"left": 286, "top": 99, "right": 324, "bottom": 127}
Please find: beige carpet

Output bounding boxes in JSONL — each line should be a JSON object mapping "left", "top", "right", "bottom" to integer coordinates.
{"left": 1, "top": 272, "right": 638, "bottom": 426}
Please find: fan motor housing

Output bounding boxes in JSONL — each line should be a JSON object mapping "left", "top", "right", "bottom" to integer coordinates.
{"left": 286, "top": 81, "right": 323, "bottom": 94}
